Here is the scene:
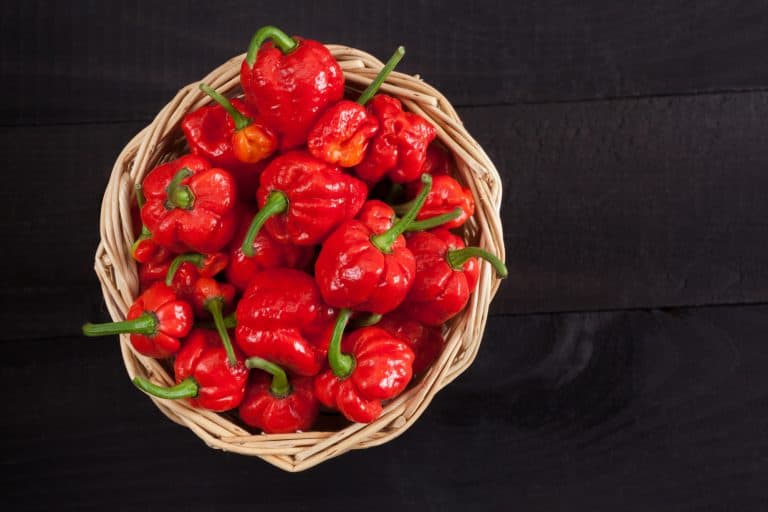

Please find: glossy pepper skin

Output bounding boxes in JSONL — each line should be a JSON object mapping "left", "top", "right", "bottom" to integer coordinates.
{"left": 307, "top": 102, "right": 379, "bottom": 167}
{"left": 421, "top": 144, "right": 452, "bottom": 177}
{"left": 377, "top": 311, "right": 444, "bottom": 375}
{"left": 133, "top": 329, "right": 248, "bottom": 412}
{"left": 131, "top": 184, "right": 171, "bottom": 265}
{"left": 226, "top": 210, "right": 313, "bottom": 292}
{"left": 235, "top": 269, "right": 334, "bottom": 376}
{"left": 315, "top": 313, "right": 414, "bottom": 423}
{"left": 240, "top": 26, "right": 344, "bottom": 150}
{"left": 240, "top": 358, "right": 319, "bottom": 433}
{"left": 140, "top": 155, "right": 238, "bottom": 253}
{"left": 241, "top": 151, "right": 367, "bottom": 253}
{"left": 82, "top": 282, "right": 193, "bottom": 358}
{"left": 354, "top": 95, "right": 436, "bottom": 185}
{"left": 400, "top": 174, "right": 475, "bottom": 230}
{"left": 402, "top": 229, "right": 507, "bottom": 326}
{"left": 314, "top": 174, "right": 432, "bottom": 314}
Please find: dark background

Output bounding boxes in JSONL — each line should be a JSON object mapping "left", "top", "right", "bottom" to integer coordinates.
{"left": 3, "top": 1, "right": 768, "bottom": 509}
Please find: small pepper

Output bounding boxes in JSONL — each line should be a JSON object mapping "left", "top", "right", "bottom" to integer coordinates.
{"left": 354, "top": 95, "right": 437, "bottom": 185}
{"left": 138, "top": 260, "right": 171, "bottom": 290}
{"left": 140, "top": 155, "right": 238, "bottom": 253}
{"left": 82, "top": 282, "right": 193, "bottom": 358}
{"left": 377, "top": 311, "right": 445, "bottom": 375}
{"left": 239, "top": 357, "right": 319, "bottom": 433}
{"left": 397, "top": 174, "right": 475, "bottom": 230}
{"left": 401, "top": 228, "right": 508, "bottom": 326}
{"left": 314, "top": 174, "right": 433, "bottom": 314}
{"left": 307, "top": 47, "right": 404, "bottom": 168}
{"left": 131, "top": 184, "right": 171, "bottom": 265}
{"left": 133, "top": 329, "right": 248, "bottom": 412}
{"left": 241, "top": 151, "right": 367, "bottom": 254}
{"left": 226, "top": 209, "right": 314, "bottom": 292}
{"left": 241, "top": 25, "right": 344, "bottom": 150}
{"left": 235, "top": 269, "right": 334, "bottom": 376}
{"left": 314, "top": 310, "right": 414, "bottom": 423}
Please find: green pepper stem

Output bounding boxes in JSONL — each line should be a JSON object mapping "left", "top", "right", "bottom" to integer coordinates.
{"left": 206, "top": 298, "right": 237, "bottom": 367}
{"left": 241, "top": 191, "right": 288, "bottom": 257}
{"left": 246, "top": 25, "right": 298, "bottom": 66}
{"left": 199, "top": 83, "right": 252, "bottom": 131}
{"left": 165, "top": 253, "right": 205, "bottom": 286}
{"left": 371, "top": 174, "right": 432, "bottom": 253}
{"left": 133, "top": 376, "right": 199, "bottom": 400}
{"left": 328, "top": 308, "right": 354, "bottom": 378}
{"left": 405, "top": 208, "right": 463, "bottom": 232}
{"left": 82, "top": 312, "right": 156, "bottom": 337}
{"left": 446, "top": 247, "right": 508, "bottom": 278}
{"left": 357, "top": 46, "right": 405, "bottom": 106}
{"left": 245, "top": 357, "right": 291, "bottom": 397}
{"left": 165, "top": 168, "right": 195, "bottom": 210}
{"left": 350, "top": 313, "right": 382, "bottom": 328}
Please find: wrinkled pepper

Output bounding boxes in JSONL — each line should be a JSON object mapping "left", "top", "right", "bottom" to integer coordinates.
{"left": 241, "top": 25, "right": 344, "bottom": 150}
{"left": 131, "top": 184, "right": 171, "bottom": 265}
{"left": 133, "top": 328, "right": 248, "bottom": 412}
{"left": 240, "top": 357, "right": 319, "bottom": 433}
{"left": 140, "top": 155, "right": 238, "bottom": 253}
{"left": 398, "top": 174, "right": 475, "bottom": 229}
{"left": 314, "top": 174, "right": 433, "bottom": 314}
{"left": 82, "top": 282, "right": 193, "bottom": 358}
{"left": 402, "top": 228, "right": 508, "bottom": 326}
{"left": 241, "top": 151, "right": 367, "bottom": 254}
{"left": 314, "top": 310, "right": 414, "bottom": 423}
{"left": 307, "top": 47, "right": 405, "bottom": 167}
{"left": 377, "top": 311, "right": 445, "bottom": 375}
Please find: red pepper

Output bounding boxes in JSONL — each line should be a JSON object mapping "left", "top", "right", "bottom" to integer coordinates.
{"left": 239, "top": 357, "right": 319, "bottom": 433}
{"left": 307, "top": 47, "right": 405, "bottom": 168}
{"left": 241, "top": 25, "right": 344, "bottom": 150}
{"left": 82, "top": 282, "right": 193, "bottom": 358}
{"left": 140, "top": 155, "right": 238, "bottom": 253}
{"left": 226, "top": 209, "right": 314, "bottom": 292}
{"left": 421, "top": 144, "right": 452, "bottom": 177}
{"left": 235, "top": 269, "right": 334, "bottom": 376}
{"left": 314, "top": 174, "right": 433, "bottom": 314}
{"left": 401, "top": 228, "right": 508, "bottom": 326}
{"left": 377, "top": 311, "right": 445, "bottom": 375}
{"left": 354, "top": 95, "right": 437, "bottom": 185}
{"left": 133, "top": 329, "right": 248, "bottom": 412}
{"left": 240, "top": 151, "right": 367, "bottom": 254}
{"left": 131, "top": 184, "right": 171, "bottom": 265}
{"left": 314, "top": 310, "right": 414, "bottom": 423}
{"left": 398, "top": 174, "right": 475, "bottom": 229}
{"left": 138, "top": 260, "right": 171, "bottom": 290}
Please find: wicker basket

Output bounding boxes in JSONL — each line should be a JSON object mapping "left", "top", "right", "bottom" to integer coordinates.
{"left": 94, "top": 45, "right": 505, "bottom": 472}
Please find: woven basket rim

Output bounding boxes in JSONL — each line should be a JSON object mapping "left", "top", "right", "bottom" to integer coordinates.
{"left": 94, "top": 44, "right": 505, "bottom": 472}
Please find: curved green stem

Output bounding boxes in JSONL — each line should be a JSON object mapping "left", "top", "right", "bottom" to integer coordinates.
{"left": 133, "top": 376, "right": 199, "bottom": 400}
{"left": 446, "top": 247, "right": 508, "bottom": 278}
{"left": 165, "top": 253, "right": 205, "bottom": 286}
{"left": 405, "top": 208, "right": 462, "bottom": 232}
{"left": 328, "top": 308, "right": 354, "bottom": 378}
{"left": 371, "top": 174, "right": 432, "bottom": 253}
{"left": 350, "top": 313, "right": 382, "bottom": 328}
{"left": 206, "top": 298, "right": 237, "bottom": 367}
{"left": 199, "top": 83, "right": 251, "bottom": 130}
{"left": 82, "top": 312, "right": 156, "bottom": 337}
{"left": 357, "top": 46, "right": 405, "bottom": 106}
{"left": 242, "top": 191, "right": 288, "bottom": 257}
{"left": 245, "top": 357, "right": 291, "bottom": 397}
{"left": 246, "top": 25, "right": 298, "bottom": 66}
{"left": 165, "top": 168, "right": 195, "bottom": 210}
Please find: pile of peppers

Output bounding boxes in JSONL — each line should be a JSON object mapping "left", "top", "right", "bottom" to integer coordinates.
{"left": 82, "top": 26, "right": 507, "bottom": 433}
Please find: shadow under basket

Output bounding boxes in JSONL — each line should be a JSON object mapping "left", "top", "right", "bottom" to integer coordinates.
{"left": 94, "top": 45, "right": 505, "bottom": 472}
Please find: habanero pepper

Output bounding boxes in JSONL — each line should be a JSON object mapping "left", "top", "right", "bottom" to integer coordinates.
{"left": 133, "top": 328, "right": 248, "bottom": 412}
{"left": 140, "top": 155, "right": 238, "bottom": 254}
{"left": 314, "top": 310, "right": 414, "bottom": 423}
{"left": 401, "top": 228, "right": 508, "bottom": 326}
{"left": 240, "top": 357, "right": 319, "bottom": 433}
{"left": 397, "top": 174, "right": 475, "bottom": 230}
{"left": 306, "top": 47, "right": 405, "bottom": 168}
{"left": 377, "top": 310, "right": 445, "bottom": 375}
{"left": 240, "top": 151, "right": 367, "bottom": 254}
{"left": 82, "top": 282, "right": 193, "bottom": 358}
{"left": 241, "top": 25, "right": 344, "bottom": 150}
{"left": 131, "top": 183, "right": 171, "bottom": 265}
{"left": 314, "top": 174, "right": 432, "bottom": 315}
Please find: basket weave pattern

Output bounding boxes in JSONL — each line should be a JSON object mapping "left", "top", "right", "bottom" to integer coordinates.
{"left": 94, "top": 45, "right": 505, "bottom": 472}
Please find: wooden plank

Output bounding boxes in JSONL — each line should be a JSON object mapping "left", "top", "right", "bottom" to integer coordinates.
{"left": 4, "top": 307, "right": 768, "bottom": 508}
{"left": 3, "top": 0, "right": 768, "bottom": 125}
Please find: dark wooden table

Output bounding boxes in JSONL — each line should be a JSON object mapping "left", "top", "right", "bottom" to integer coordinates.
{"left": 4, "top": 1, "right": 768, "bottom": 509}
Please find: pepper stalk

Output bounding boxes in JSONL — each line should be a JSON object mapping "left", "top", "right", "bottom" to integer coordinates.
{"left": 133, "top": 376, "right": 199, "bottom": 400}
{"left": 357, "top": 46, "right": 405, "bottom": 106}
{"left": 246, "top": 25, "right": 298, "bottom": 66}
{"left": 446, "top": 247, "right": 508, "bottom": 278}
{"left": 241, "top": 190, "right": 289, "bottom": 257}
{"left": 199, "top": 83, "right": 252, "bottom": 131}
{"left": 370, "top": 173, "right": 432, "bottom": 253}
{"left": 81, "top": 312, "right": 157, "bottom": 337}
{"left": 245, "top": 357, "right": 291, "bottom": 398}
{"left": 327, "top": 308, "right": 354, "bottom": 378}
